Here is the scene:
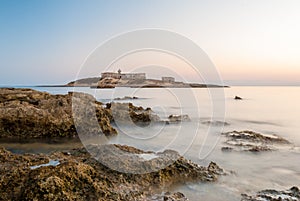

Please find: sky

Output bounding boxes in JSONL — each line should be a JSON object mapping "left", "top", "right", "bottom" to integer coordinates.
{"left": 0, "top": 0, "right": 300, "bottom": 86}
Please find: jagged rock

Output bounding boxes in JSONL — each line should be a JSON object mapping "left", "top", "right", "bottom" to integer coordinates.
{"left": 0, "top": 88, "right": 164, "bottom": 139}
{"left": 168, "top": 115, "right": 191, "bottom": 123}
{"left": 241, "top": 186, "right": 300, "bottom": 201}
{"left": 108, "top": 102, "right": 161, "bottom": 126}
{"left": 0, "top": 88, "right": 117, "bottom": 138}
{"left": 0, "top": 145, "right": 224, "bottom": 201}
{"left": 222, "top": 130, "right": 291, "bottom": 152}
{"left": 163, "top": 192, "right": 188, "bottom": 201}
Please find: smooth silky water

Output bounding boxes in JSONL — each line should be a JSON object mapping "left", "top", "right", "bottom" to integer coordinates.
{"left": 2, "top": 86, "right": 299, "bottom": 200}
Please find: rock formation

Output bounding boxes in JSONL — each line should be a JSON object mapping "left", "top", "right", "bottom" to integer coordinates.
{"left": 221, "top": 130, "right": 291, "bottom": 152}
{"left": 0, "top": 88, "right": 163, "bottom": 139}
{"left": 107, "top": 102, "right": 161, "bottom": 126}
{"left": 168, "top": 115, "right": 191, "bottom": 123}
{"left": 241, "top": 186, "right": 300, "bottom": 201}
{"left": 0, "top": 144, "right": 224, "bottom": 201}
{"left": 201, "top": 120, "right": 230, "bottom": 127}
{"left": 0, "top": 88, "right": 117, "bottom": 138}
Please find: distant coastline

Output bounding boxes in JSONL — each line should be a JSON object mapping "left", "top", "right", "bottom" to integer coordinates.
{"left": 37, "top": 70, "right": 229, "bottom": 88}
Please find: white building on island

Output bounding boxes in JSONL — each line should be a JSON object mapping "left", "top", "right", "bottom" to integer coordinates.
{"left": 162, "top": 76, "right": 175, "bottom": 83}
{"left": 101, "top": 69, "right": 146, "bottom": 80}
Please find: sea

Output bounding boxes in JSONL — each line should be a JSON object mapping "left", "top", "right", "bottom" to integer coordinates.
{"left": 1, "top": 86, "right": 300, "bottom": 201}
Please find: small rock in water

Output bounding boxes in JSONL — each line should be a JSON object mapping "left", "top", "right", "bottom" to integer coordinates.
{"left": 221, "top": 147, "right": 233, "bottom": 152}
{"left": 168, "top": 114, "right": 191, "bottom": 123}
{"left": 221, "top": 130, "right": 291, "bottom": 152}
{"left": 202, "top": 120, "right": 230, "bottom": 127}
{"left": 241, "top": 186, "right": 300, "bottom": 201}
{"left": 207, "top": 161, "right": 226, "bottom": 175}
{"left": 114, "top": 96, "right": 139, "bottom": 100}
{"left": 235, "top": 96, "right": 242, "bottom": 100}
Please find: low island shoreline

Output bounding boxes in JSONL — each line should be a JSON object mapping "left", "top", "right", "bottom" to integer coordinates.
{"left": 35, "top": 71, "right": 229, "bottom": 88}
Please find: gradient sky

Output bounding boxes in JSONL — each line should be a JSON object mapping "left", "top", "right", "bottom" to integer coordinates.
{"left": 0, "top": 0, "right": 300, "bottom": 86}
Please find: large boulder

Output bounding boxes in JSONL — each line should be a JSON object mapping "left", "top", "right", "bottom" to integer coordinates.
{"left": 0, "top": 88, "right": 117, "bottom": 138}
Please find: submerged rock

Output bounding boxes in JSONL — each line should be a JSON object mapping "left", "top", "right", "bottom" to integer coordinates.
{"left": 114, "top": 96, "right": 139, "bottom": 100}
{"left": 0, "top": 88, "right": 117, "bottom": 138}
{"left": 241, "top": 186, "right": 300, "bottom": 201}
{"left": 202, "top": 120, "right": 230, "bottom": 127}
{"left": 222, "top": 130, "right": 290, "bottom": 152}
{"left": 168, "top": 115, "right": 191, "bottom": 123}
{"left": 0, "top": 145, "right": 224, "bottom": 201}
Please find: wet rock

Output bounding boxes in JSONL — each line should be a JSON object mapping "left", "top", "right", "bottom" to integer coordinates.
{"left": 222, "top": 130, "right": 291, "bottom": 152}
{"left": 0, "top": 88, "right": 117, "bottom": 138}
{"left": 109, "top": 102, "right": 161, "bottom": 126}
{"left": 221, "top": 147, "right": 233, "bottom": 152}
{"left": 163, "top": 192, "right": 188, "bottom": 201}
{"left": 0, "top": 145, "right": 224, "bottom": 201}
{"left": 241, "top": 186, "right": 300, "bottom": 201}
{"left": 146, "top": 192, "right": 188, "bottom": 201}
{"left": 235, "top": 96, "right": 242, "bottom": 100}
{"left": 168, "top": 115, "right": 191, "bottom": 123}
{"left": 202, "top": 120, "right": 230, "bottom": 127}
{"left": 207, "top": 161, "right": 226, "bottom": 175}
{"left": 114, "top": 96, "right": 139, "bottom": 100}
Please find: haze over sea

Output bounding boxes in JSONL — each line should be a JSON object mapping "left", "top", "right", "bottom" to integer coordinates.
{"left": 2, "top": 85, "right": 299, "bottom": 201}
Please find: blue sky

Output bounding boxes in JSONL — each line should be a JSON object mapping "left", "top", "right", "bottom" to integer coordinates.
{"left": 1, "top": 0, "right": 300, "bottom": 85}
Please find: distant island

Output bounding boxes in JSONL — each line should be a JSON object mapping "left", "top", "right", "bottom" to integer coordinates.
{"left": 44, "top": 69, "right": 228, "bottom": 88}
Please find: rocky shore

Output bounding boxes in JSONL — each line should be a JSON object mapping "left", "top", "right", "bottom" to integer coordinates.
{"left": 0, "top": 88, "right": 162, "bottom": 139}
{"left": 0, "top": 144, "right": 224, "bottom": 201}
{"left": 1, "top": 87, "right": 298, "bottom": 200}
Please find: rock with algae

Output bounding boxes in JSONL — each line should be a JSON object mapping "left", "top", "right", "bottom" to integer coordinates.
{"left": 0, "top": 88, "right": 163, "bottom": 139}
{"left": 0, "top": 88, "right": 117, "bottom": 138}
{"left": 0, "top": 144, "right": 225, "bottom": 201}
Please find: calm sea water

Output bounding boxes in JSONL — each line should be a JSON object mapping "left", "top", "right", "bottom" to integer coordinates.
{"left": 2, "top": 86, "right": 300, "bottom": 200}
